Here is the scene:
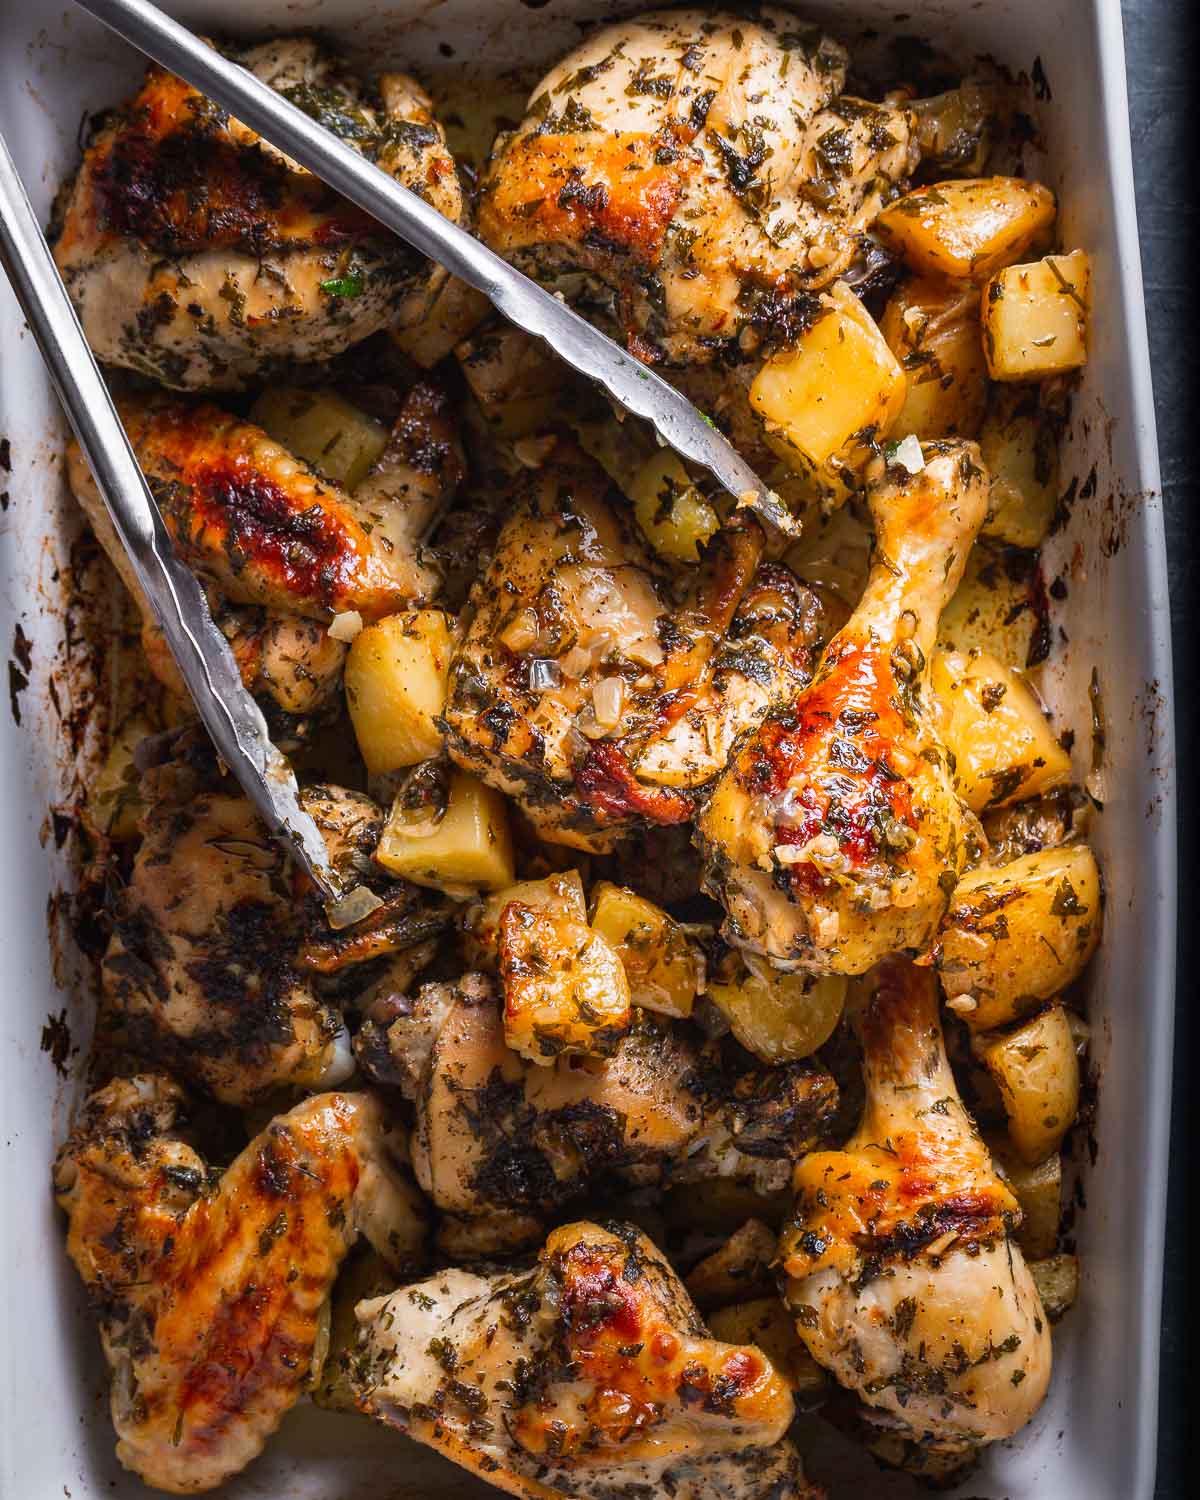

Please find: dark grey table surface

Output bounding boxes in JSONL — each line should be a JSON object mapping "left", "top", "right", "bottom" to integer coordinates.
{"left": 1120, "top": 1, "right": 1194, "bottom": 1496}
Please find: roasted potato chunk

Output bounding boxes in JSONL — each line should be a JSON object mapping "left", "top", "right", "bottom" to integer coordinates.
{"left": 749, "top": 281, "right": 905, "bottom": 472}
{"left": 938, "top": 844, "right": 1102, "bottom": 1030}
{"left": 685, "top": 1219, "right": 778, "bottom": 1310}
{"left": 987, "top": 1136, "right": 1062, "bottom": 1259}
{"left": 982, "top": 250, "right": 1091, "bottom": 380}
{"left": 981, "top": 1004, "right": 1081, "bottom": 1164}
{"left": 498, "top": 898, "right": 632, "bottom": 1064}
{"left": 345, "top": 611, "right": 453, "bottom": 773}
{"left": 249, "top": 387, "right": 389, "bottom": 491}
{"left": 628, "top": 451, "right": 720, "bottom": 564}
{"left": 1028, "top": 1252, "right": 1080, "bottom": 1322}
{"left": 377, "top": 769, "right": 515, "bottom": 895}
{"left": 707, "top": 962, "right": 847, "bottom": 1063}
{"left": 979, "top": 386, "right": 1060, "bottom": 547}
{"left": 931, "top": 647, "right": 1072, "bottom": 812}
{"left": 464, "top": 870, "right": 587, "bottom": 971}
{"left": 876, "top": 177, "right": 1056, "bottom": 281}
{"left": 589, "top": 882, "right": 701, "bottom": 1019}
{"left": 455, "top": 323, "right": 563, "bottom": 438}
{"left": 879, "top": 276, "right": 988, "bottom": 438}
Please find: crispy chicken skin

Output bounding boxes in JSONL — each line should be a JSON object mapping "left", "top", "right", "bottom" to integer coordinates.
{"left": 697, "top": 442, "right": 989, "bottom": 973}
{"left": 54, "top": 1076, "right": 425, "bottom": 1494}
{"left": 73, "top": 393, "right": 440, "bottom": 621}
{"left": 355, "top": 1219, "right": 821, "bottom": 1500}
{"left": 479, "top": 9, "right": 916, "bottom": 365}
{"left": 443, "top": 440, "right": 824, "bottom": 851}
{"left": 53, "top": 39, "right": 463, "bottom": 388}
{"left": 101, "top": 759, "right": 440, "bottom": 1105}
{"left": 355, "top": 973, "right": 837, "bottom": 1250}
{"left": 779, "top": 958, "right": 1051, "bottom": 1451}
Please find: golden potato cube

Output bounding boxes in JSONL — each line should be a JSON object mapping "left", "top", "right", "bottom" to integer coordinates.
{"left": 83, "top": 712, "right": 155, "bottom": 842}
{"left": 589, "top": 881, "right": 701, "bottom": 1019}
{"left": 377, "top": 769, "right": 514, "bottom": 895}
{"left": 749, "top": 281, "right": 905, "bottom": 470}
{"left": 685, "top": 1219, "right": 777, "bottom": 1310}
{"left": 979, "top": 387, "right": 1060, "bottom": 547}
{"left": 876, "top": 177, "right": 1056, "bottom": 281}
{"left": 345, "top": 611, "right": 453, "bottom": 774}
{"left": 1028, "top": 1252, "right": 1080, "bottom": 1322}
{"left": 931, "top": 647, "right": 1072, "bottom": 813}
{"left": 464, "top": 870, "right": 587, "bottom": 971}
{"left": 707, "top": 964, "right": 846, "bottom": 1063}
{"left": 391, "top": 274, "right": 489, "bottom": 368}
{"left": 879, "top": 277, "right": 989, "bottom": 438}
{"left": 938, "top": 844, "right": 1102, "bottom": 1031}
{"left": 498, "top": 899, "right": 632, "bottom": 1064}
{"left": 628, "top": 450, "right": 720, "bottom": 564}
{"left": 982, "top": 250, "right": 1091, "bottom": 380}
{"left": 249, "top": 386, "right": 389, "bottom": 490}
{"left": 707, "top": 1298, "right": 830, "bottom": 1405}
{"left": 986, "top": 1136, "right": 1061, "bottom": 1259}
{"left": 456, "top": 324, "right": 563, "bottom": 438}
{"left": 982, "top": 1004, "right": 1081, "bottom": 1164}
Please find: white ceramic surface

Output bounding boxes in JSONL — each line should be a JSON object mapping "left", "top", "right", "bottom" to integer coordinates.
{"left": 0, "top": 3, "right": 1175, "bottom": 1498}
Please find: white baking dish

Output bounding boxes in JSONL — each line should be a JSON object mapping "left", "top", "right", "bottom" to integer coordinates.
{"left": 0, "top": 1, "right": 1175, "bottom": 1496}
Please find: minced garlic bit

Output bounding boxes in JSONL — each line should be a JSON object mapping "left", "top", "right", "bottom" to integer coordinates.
{"left": 945, "top": 994, "right": 979, "bottom": 1015}
{"left": 892, "top": 434, "right": 925, "bottom": 474}
{"left": 328, "top": 610, "right": 364, "bottom": 643}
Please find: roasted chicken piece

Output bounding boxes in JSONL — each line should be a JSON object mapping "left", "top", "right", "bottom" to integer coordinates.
{"left": 697, "top": 441, "right": 989, "bottom": 973}
{"left": 67, "top": 377, "right": 462, "bottom": 727}
{"left": 779, "top": 958, "right": 1051, "bottom": 1454}
{"left": 355, "top": 973, "right": 837, "bottom": 1251}
{"left": 54, "top": 39, "right": 463, "bottom": 388}
{"left": 54, "top": 1075, "right": 426, "bottom": 1494}
{"left": 479, "top": 8, "right": 917, "bottom": 366}
{"left": 102, "top": 755, "right": 444, "bottom": 1105}
{"left": 443, "top": 440, "right": 824, "bottom": 851}
{"left": 355, "top": 1219, "right": 821, "bottom": 1500}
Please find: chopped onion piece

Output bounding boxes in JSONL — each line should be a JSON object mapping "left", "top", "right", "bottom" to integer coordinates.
{"left": 891, "top": 433, "right": 925, "bottom": 474}
{"left": 592, "top": 675, "right": 625, "bottom": 731}
{"left": 527, "top": 658, "right": 561, "bottom": 693}
{"left": 327, "top": 610, "right": 363, "bottom": 642}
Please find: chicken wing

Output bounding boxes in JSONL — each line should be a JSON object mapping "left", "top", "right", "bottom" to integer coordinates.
{"left": 354, "top": 972, "right": 837, "bottom": 1251}
{"left": 443, "top": 439, "right": 825, "bottom": 851}
{"left": 479, "top": 8, "right": 916, "bottom": 366}
{"left": 779, "top": 958, "right": 1051, "bottom": 1453}
{"left": 697, "top": 441, "right": 989, "bottom": 973}
{"left": 102, "top": 755, "right": 444, "bottom": 1105}
{"left": 54, "top": 1076, "right": 426, "bottom": 1494}
{"left": 54, "top": 39, "right": 463, "bottom": 388}
{"left": 354, "top": 1219, "right": 820, "bottom": 1500}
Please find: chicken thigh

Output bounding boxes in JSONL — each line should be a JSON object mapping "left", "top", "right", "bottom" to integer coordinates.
{"left": 54, "top": 39, "right": 463, "bottom": 388}
{"left": 479, "top": 8, "right": 917, "bottom": 366}
{"left": 697, "top": 441, "right": 988, "bottom": 973}
{"left": 443, "top": 440, "right": 825, "bottom": 850}
{"left": 355, "top": 973, "right": 838, "bottom": 1252}
{"left": 54, "top": 1076, "right": 426, "bottom": 1493}
{"left": 101, "top": 756, "right": 443, "bottom": 1104}
{"left": 354, "top": 1219, "right": 820, "bottom": 1500}
{"left": 779, "top": 958, "right": 1051, "bottom": 1453}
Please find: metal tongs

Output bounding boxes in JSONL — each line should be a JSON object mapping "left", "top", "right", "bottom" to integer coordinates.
{"left": 0, "top": 0, "right": 786, "bottom": 921}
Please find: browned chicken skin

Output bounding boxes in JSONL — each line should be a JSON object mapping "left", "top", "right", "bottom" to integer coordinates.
{"left": 355, "top": 973, "right": 838, "bottom": 1251}
{"left": 480, "top": 9, "right": 916, "bottom": 366}
{"left": 354, "top": 1219, "right": 822, "bottom": 1500}
{"left": 53, "top": 39, "right": 463, "bottom": 388}
{"left": 697, "top": 442, "right": 989, "bottom": 972}
{"left": 54, "top": 1076, "right": 426, "bottom": 1493}
{"left": 102, "top": 759, "right": 444, "bottom": 1105}
{"left": 443, "top": 440, "right": 825, "bottom": 850}
{"left": 779, "top": 958, "right": 1051, "bottom": 1452}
